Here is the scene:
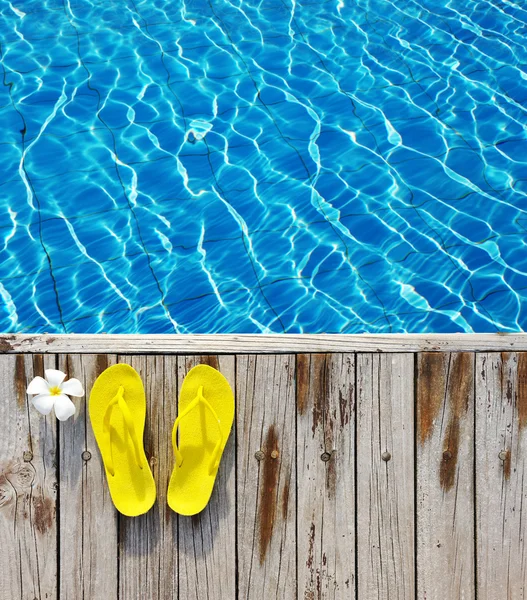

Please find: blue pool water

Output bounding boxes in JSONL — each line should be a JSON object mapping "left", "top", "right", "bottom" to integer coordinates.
{"left": 1, "top": 0, "right": 526, "bottom": 333}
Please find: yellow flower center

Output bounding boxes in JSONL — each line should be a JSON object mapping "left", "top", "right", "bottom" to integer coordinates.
{"left": 49, "top": 386, "right": 61, "bottom": 396}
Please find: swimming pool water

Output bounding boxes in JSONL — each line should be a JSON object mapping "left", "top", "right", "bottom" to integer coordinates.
{"left": 1, "top": 0, "right": 526, "bottom": 333}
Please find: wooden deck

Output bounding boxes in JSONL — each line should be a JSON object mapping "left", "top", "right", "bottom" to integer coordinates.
{"left": 1, "top": 348, "right": 526, "bottom": 599}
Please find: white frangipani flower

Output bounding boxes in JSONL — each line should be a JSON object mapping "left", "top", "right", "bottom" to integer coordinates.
{"left": 27, "top": 369, "right": 84, "bottom": 421}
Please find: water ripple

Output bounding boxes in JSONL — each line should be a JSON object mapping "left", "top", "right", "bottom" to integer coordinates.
{"left": 0, "top": 0, "right": 526, "bottom": 333}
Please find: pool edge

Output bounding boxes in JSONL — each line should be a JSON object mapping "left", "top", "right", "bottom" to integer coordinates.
{"left": 0, "top": 333, "right": 525, "bottom": 353}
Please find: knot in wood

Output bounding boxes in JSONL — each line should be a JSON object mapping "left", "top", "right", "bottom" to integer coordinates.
{"left": 16, "top": 465, "right": 35, "bottom": 487}
{"left": 0, "top": 484, "right": 13, "bottom": 507}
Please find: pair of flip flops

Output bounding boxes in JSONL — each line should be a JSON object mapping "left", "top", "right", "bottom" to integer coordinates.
{"left": 89, "top": 363, "right": 234, "bottom": 517}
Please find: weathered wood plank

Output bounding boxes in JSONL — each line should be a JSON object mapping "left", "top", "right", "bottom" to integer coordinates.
{"left": 356, "top": 353, "right": 415, "bottom": 599}
{"left": 2, "top": 333, "right": 527, "bottom": 354}
{"left": 476, "top": 352, "right": 527, "bottom": 598}
{"left": 58, "top": 354, "right": 118, "bottom": 600}
{"left": 0, "top": 354, "right": 57, "bottom": 600}
{"left": 297, "top": 353, "right": 356, "bottom": 599}
{"left": 118, "top": 355, "right": 178, "bottom": 600}
{"left": 416, "top": 352, "right": 475, "bottom": 599}
{"left": 177, "top": 355, "right": 236, "bottom": 600}
{"left": 3, "top": 348, "right": 526, "bottom": 600}
{"left": 237, "top": 354, "right": 296, "bottom": 600}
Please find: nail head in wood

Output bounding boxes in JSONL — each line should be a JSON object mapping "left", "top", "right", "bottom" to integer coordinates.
{"left": 321, "top": 452, "right": 331, "bottom": 462}
{"left": 81, "top": 451, "right": 91, "bottom": 461}
{"left": 23, "top": 451, "right": 33, "bottom": 462}
{"left": 443, "top": 450, "right": 452, "bottom": 461}
{"left": 255, "top": 450, "right": 265, "bottom": 461}
{"left": 499, "top": 450, "right": 508, "bottom": 461}
{"left": 381, "top": 451, "right": 391, "bottom": 462}
{"left": 271, "top": 450, "right": 279, "bottom": 459}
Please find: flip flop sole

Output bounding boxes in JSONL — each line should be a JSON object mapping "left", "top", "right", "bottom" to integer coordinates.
{"left": 89, "top": 364, "right": 156, "bottom": 517}
{"left": 168, "top": 364, "right": 234, "bottom": 516}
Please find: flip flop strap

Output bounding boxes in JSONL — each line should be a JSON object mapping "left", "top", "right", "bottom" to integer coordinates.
{"left": 102, "top": 386, "right": 143, "bottom": 477}
{"left": 172, "top": 385, "right": 224, "bottom": 475}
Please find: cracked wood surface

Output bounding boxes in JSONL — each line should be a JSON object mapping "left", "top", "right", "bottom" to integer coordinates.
{"left": 0, "top": 354, "right": 57, "bottom": 600}
{"left": 1, "top": 352, "right": 526, "bottom": 599}
{"left": 416, "top": 352, "right": 475, "bottom": 600}
{"left": 356, "top": 353, "right": 415, "bottom": 600}
{"left": 476, "top": 353, "right": 527, "bottom": 599}
{"left": 297, "top": 353, "right": 355, "bottom": 600}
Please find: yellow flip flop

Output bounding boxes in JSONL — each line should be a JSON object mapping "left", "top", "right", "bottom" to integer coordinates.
{"left": 89, "top": 364, "right": 156, "bottom": 517}
{"left": 168, "top": 364, "right": 234, "bottom": 516}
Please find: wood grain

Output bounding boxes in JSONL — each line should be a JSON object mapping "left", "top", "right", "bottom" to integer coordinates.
{"left": 177, "top": 355, "right": 236, "bottom": 600}
{"left": 58, "top": 354, "right": 118, "bottom": 600}
{"left": 118, "top": 355, "right": 178, "bottom": 600}
{"left": 237, "top": 354, "right": 296, "bottom": 600}
{"left": 2, "top": 349, "right": 527, "bottom": 599}
{"left": 0, "top": 354, "right": 58, "bottom": 600}
{"left": 297, "top": 353, "right": 356, "bottom": 599}
{"left": 356, "top": 353, "right": 415, "bottom": 599}
{"left": 416, "top": 352, "right": 475, "bottom": 599}
{"left": 476, "top": 352, "right": 527, "bottom": 599}
{"left": 2, "top": 333, "right": 527, "bottom": 354}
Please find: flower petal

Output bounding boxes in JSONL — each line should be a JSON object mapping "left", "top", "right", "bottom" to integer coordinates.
{"left": 53, "top": 394, "right": 76, "bottom": 421}
{"left": 27, "top": 376, "right": 50, "bottom": 395}
{"left": 32, "top": 392, "right": 54, "bottom": 415}
{"left": 45, "top": 369, "right": 66, "bottom": 387}
{"left": 60, "top": 378, "right": 84, "bottom": 397}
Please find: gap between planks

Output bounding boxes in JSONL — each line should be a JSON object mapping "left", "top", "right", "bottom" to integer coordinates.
{"left": 1, "top": 352, "right": 526, "bottom": 600}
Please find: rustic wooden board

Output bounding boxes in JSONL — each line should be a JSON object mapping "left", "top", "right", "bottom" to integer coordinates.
{"left": 416, "top": 352, "right": 475, "bottom": 599}
{"left": 297, "top": 353, "right": 356, "bottom": 599}
{"left": 177, "top": 355, "right": 237, "bottom": 600}
{"left": 118, "top": 355, "right": 178, "bottom": 600}
{"left": 237, "top": 354, "right": 296, "bottom": 599}
{"left": 58, "top": 354, "right": 118, "bottom": 600}
{"left": 356, "top": 353, "right": 415, "bottom": 599}
{"left": 2, "top": 333, "right": 527, "bottom": 354}
{"left": 2, "top": 349, "right": 527, "bottom": 600}
{"left": 0, "top": 354, "right": 58, "bottom": 600}
{"left": 476, "top": 352, "right": 527, "bottom": 598}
